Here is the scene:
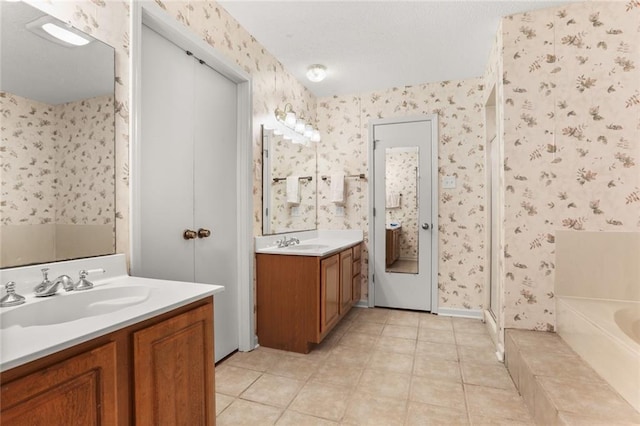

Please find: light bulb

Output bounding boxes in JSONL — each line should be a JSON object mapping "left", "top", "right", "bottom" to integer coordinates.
{"left": 304, "top": 125, "right": 314, "bottom": 138}
{"left": 311, "top": 130, "right": 321, "bottom": 142}
{"left": 284, "top": 112, "right": 296, "bottom": 129}
{"left": 295, "top": 119, "right": 306, "bottom": 134}
{"left": 306, "top": 64, "right": 327, "bottom": 82}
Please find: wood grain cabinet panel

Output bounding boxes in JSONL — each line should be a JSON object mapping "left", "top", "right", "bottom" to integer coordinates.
{"left": 339, "top": 250, "right": 353, "bottom": 314}
{"left": 134, "top": 303, "right": 215, "bottom": 426}
{"left": 321, "top": 254, "right": 341, "bottom": 335}
{"left": 0, "top": 342, "right": 118, "bottom": 426}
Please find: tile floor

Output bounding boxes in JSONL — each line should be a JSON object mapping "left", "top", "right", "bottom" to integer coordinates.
{"left": 215, "top": 307, "right": 534, "bottom": 425}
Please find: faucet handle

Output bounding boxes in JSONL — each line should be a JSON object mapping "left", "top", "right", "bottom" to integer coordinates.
{"left": 1, "top": 282, "right": 26, "bottom": 307}
{"left": 40, "top": 268, "right": 51, "bottom": 283}
{"left": 75, "top": 268, "right": 105, "bottom": 291}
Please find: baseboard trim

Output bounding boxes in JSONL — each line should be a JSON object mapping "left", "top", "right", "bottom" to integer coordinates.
{"left": 437, "top": 307, "right": 483, "bottom": 319}
{"left": 354, "top": 301, "right": 369, "bottom": 309}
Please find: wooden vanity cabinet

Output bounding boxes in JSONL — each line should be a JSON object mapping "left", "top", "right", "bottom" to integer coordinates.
{"left": 257, "top": 243, "right": 363, "bottom": 353}
{"left": 386, "top": 227, "right": 401, "bottom": 267}
{"left": 352, "top": 244, "right": 362, "bottom": 303}
{"left": 0, "top": 298, "right": 215, "bottom": 425}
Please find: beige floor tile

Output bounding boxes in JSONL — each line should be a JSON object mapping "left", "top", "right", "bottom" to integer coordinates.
{"left": 461, "top": 361, "right": 516, "bottom": 390}
{"left": 506, "top": 329, "right": 574, "bottom": 355}
{"left": 410, "top": 376, "right": 465, "bottom": 409}
{"left": 418, "top": 328, "right": 456, "bottom": 344}
{"left": 537, "top": 376, "right": 640, "bottom": 423}
{"left": 267, "top": 355, "right": 320, "bottom": 381}
{"left": 452, "top": 318, "right": 488, "bottom": 335}
{"left": 458, "top": 343, "right": 500, "bottom": 365}
{"left": 415, "top": 340, "right": 458, "bottom": 361}
{"left": 387, "top": 310, "right": 421, "bottom": 327}
{"left": 419, "top": 314, "right": 454, "bottom": 331}
{"left": 216, "top": 399, "right": 282, "bottom": 426}
{"left": 521, "top": 351, "right": 605, "bottom": 383}
{"left": 468, "top": 414, "right": 534, "bottom": 425}
{"left": 375, "top": 335, "right": 417, "bottom": 355}
{"left": 382, "top": 324, "right": 418, "bottom": 340}
{"left": 289, "top": 381, "right": 351, "bottom": 421}
{"left": 367, "top": 350, "right": 414, "bottom": 374}
{"left": 413, "top": 356, "right": 461, "bottom": 382}
{"left": 342, "top": 392, "right": 408, "bottom": 425}
{"left": 240, "top": 373, "right": 304, "bottom": 408}
{"left": 310, "top": 359, "right": 365, "bottom": 389}
{"left": 464, "top": 384, "right": 532, "bottom": 422}
{"left": 226, "top": 348, "right": 283, "bottom": 372}
{"left": 349, "top": 321, "right": 385, "bottom": 336}
{"left": 406, "top": 401, "right": 469, "bottom": 425}
{"left": 356, "top": 308, "right": 391, "bottom": 324}
{"left": 216, "top": 393, "right": 235, "bottom": 416}
{"left": 357, "top": 368, "right": 411, "bottom": 400}
{"left": 337, "top": 330, "right": 378, "bottom": 350}
{"left": 327, "top": 344, "right": 373, "bottom": 366}
{"left": 216, "top": 365, "right": 263, "bottom": 396}
{"left": 276, "top": 410, "right": 337, "bottom": 425}
{"left": 454, "top": 331, "right": 494, "bottom": 348}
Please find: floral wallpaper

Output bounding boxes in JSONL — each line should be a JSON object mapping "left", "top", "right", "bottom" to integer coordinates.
{"left": 267, "top": 130, "right": 317, "bottom": 234}
{"left": 0, "top": 93, "right": 114, "bottom": 228}
{"left": 499, "top": 1, "right": 640, "bottom": 331}
{"left": 317, "top": 78, "right": 487, "bottom": 310}
{"left": 385, "top": 149, "right": 419, "bottom": 260}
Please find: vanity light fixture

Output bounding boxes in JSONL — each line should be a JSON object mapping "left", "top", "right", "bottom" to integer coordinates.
{"left": 306, "top": 64, "right": 327, "bottom": 82}
{"left": 26, "top": 16, "right": 91, "bottom": 47}
{"left": 274, "top": 103, "right": 321, "bottom": 143}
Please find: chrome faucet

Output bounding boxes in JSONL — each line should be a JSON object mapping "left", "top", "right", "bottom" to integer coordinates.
{"left": 276, "top": 236, "right": 300, "bottom": 248}
{"left": 34, "top": 268, "right": 75, "bottom": 297}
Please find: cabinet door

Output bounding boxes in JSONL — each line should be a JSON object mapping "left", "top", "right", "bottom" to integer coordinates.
{"left": 134, "top": 303, "right": 215, "bottom": 426}
{"left": 340, "top": 249, "right": 353, "bottom": 313}
{"left": 1, "top": 342, "right": 118, "bottom": 425}
{"left": 320, "top": 254, "right": 340, "bottom": 334}
{"left": 352, "top": 275, "right": 361, "bottom": 304}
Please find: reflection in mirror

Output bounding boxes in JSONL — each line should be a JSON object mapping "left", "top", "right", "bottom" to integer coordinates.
{"left": 385, "top": 147, "right": 419, "bottom": 274}
{"left": 262, "top": 125, "right": 317, "bottom": 235}
{"left": 0, "top": 1, "right": 116, "bottom": 268}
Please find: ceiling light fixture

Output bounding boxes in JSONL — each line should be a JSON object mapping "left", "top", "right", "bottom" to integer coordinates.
{"left": 273, "top": 103, "right": 321, "bottom": 143}
{"left": 306, "top": 64, "right": 327, "bottom": 83}
{"left": 26, "top": 16, "right": 92, "bottom": 47}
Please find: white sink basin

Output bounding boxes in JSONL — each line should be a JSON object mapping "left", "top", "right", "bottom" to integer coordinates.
{"left": 284, "top": 243, "right": 331, "bottom": 251}
{"left": 0, "top": 286, "right": 151, "bottom": 329}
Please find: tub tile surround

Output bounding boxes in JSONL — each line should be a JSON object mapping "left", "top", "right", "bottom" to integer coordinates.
{"left": 505, "top": 329, "right": 640, "bottom": 425}
{"left": 216, "top": 308, "right": 534, "bottom": 425}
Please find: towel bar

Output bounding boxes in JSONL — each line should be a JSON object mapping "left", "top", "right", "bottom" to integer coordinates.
{"left": 272, "top": 176, "right": 313, "bottom": 183}
{"left": 321, "top": 173, "right": 366, "bottom": 181}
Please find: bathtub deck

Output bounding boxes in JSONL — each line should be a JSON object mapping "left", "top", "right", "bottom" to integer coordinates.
{"left": 505, "top": 329, "right": 640, "bottom": 425}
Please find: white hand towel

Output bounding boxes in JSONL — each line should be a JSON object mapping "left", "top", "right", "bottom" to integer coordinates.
{"left": 286, "top": 176, "right": 300, "bottom": 205}
{"left": 330, "top": 173, "right": 345, "bottom": 204}
{"left": 386, "top": 192, "right": 401, "bottom": 208}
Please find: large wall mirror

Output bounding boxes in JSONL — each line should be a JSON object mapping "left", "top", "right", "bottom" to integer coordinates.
{"left": 262, "top": 125, "right": 317, "bottom": 235}
{"left": 0, "top": 1, "right": 116, "bottom": 268}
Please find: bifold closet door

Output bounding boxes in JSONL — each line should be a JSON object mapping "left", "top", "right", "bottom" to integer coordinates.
{"left": 139, "top": 25, "right": 239, "bottom": 361}
{"left": 139, "top": 25, "right": 195, "bottom": 283}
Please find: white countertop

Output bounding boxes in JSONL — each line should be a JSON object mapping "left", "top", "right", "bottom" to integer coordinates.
{"left": 0, "top": 255, "right": 223, "bottom": 372}
{"left": 255, "top": 229, "right": 363, "bottom": 257}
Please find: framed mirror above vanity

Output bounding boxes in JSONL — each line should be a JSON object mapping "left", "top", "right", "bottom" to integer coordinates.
{"left": 0, "top": 1, "right": 116, "bottom": 268}
{"left": 262, "top": 125, "right": 317, "bottom": 235}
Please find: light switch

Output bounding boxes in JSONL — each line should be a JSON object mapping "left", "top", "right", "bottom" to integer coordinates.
{"left": 442, "top": 175, "right": 456, "bottom": 189}
{"left": 335, "top": 205, "right": 345, "bottom": 217}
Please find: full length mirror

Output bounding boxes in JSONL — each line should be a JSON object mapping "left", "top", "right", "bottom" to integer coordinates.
{"left": 385, "top": 146, "right": 419, "bottom": 274}
{"left": 0, "top": 1, "right": 116, "bottom": 268}
{"left": 262, "top": 125, "right": 317, "bottom": 235}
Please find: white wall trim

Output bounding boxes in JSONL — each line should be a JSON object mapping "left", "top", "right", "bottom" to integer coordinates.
{"left": 130, "top": 0, "right": 256, "bottom": 352}
{"left": 367, "top": 115, "right": 439, "bottom": 313}
{"left": 437, "top": 307, "right": 483, "bottom": 320}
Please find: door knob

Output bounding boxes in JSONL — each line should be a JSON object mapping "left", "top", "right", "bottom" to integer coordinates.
{"left": 183, "top": 229, "right": 197, "bottom": 240}
{"left": 197, "top": 228, "right": 211, "bottom": 238}
{"left": 421, "top": 223, "right": 430, "bottom": 230}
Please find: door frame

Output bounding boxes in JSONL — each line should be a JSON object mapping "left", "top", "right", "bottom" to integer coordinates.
{"left": 367, "top": 115, "right": 439, "bottom": 313}
{"left": 130, "top": 1, "right": 256, "bottom": 352}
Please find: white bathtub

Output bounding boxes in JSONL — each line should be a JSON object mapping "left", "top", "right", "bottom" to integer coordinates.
{"left": 557, "top": 296, "right": 640, "bottom": 412}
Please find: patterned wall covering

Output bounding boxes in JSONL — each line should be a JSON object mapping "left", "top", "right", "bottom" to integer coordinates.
{"left": 0, "top": 92, "right": 114, "bottom": 227}
{"left": 317, "top": 78, "right": 487, "bottom": 310}
{"left": 500, "top": 1, "right": 640, "bottom": 331}
{"left": 385, "top": 149, "right": 419, "bottom": 259}
{"left": 268, "top": 133, "right": 317, "bottom": 234}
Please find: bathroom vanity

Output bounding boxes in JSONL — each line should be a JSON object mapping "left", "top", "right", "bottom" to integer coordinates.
{"left": 255, "top": 231, "right": 363, "bottom": 353}
{"left": 0, "top": 255, "right": 223, "bottom": 425}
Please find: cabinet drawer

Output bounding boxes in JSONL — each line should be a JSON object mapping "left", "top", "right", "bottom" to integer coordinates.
{"left": 353, "top": 244, "right": 361, "bottom": 261}
{"left": 353, "top": 259, "right": 361, "bottom": 277}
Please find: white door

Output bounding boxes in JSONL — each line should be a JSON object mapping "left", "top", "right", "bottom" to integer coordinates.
{"left": 138, "top": 25, "right": 238, "bottom": 361}
{"left": 373, "top": 119, "right": 434, "bottom": 311}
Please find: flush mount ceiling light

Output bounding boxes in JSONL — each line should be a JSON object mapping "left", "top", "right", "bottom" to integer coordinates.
{"left": 306, "top": 64, "right": 327, "bottom": 83}
{"left": 26, "top": 16, "right": 92, "bottom": 47}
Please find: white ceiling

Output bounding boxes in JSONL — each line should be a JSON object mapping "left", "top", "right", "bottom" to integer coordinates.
{"left": 0, "top": 1, "right": 114, "bottom": 105}
{"left": 219, "top": 1, "right": 575, "bottom": 98}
